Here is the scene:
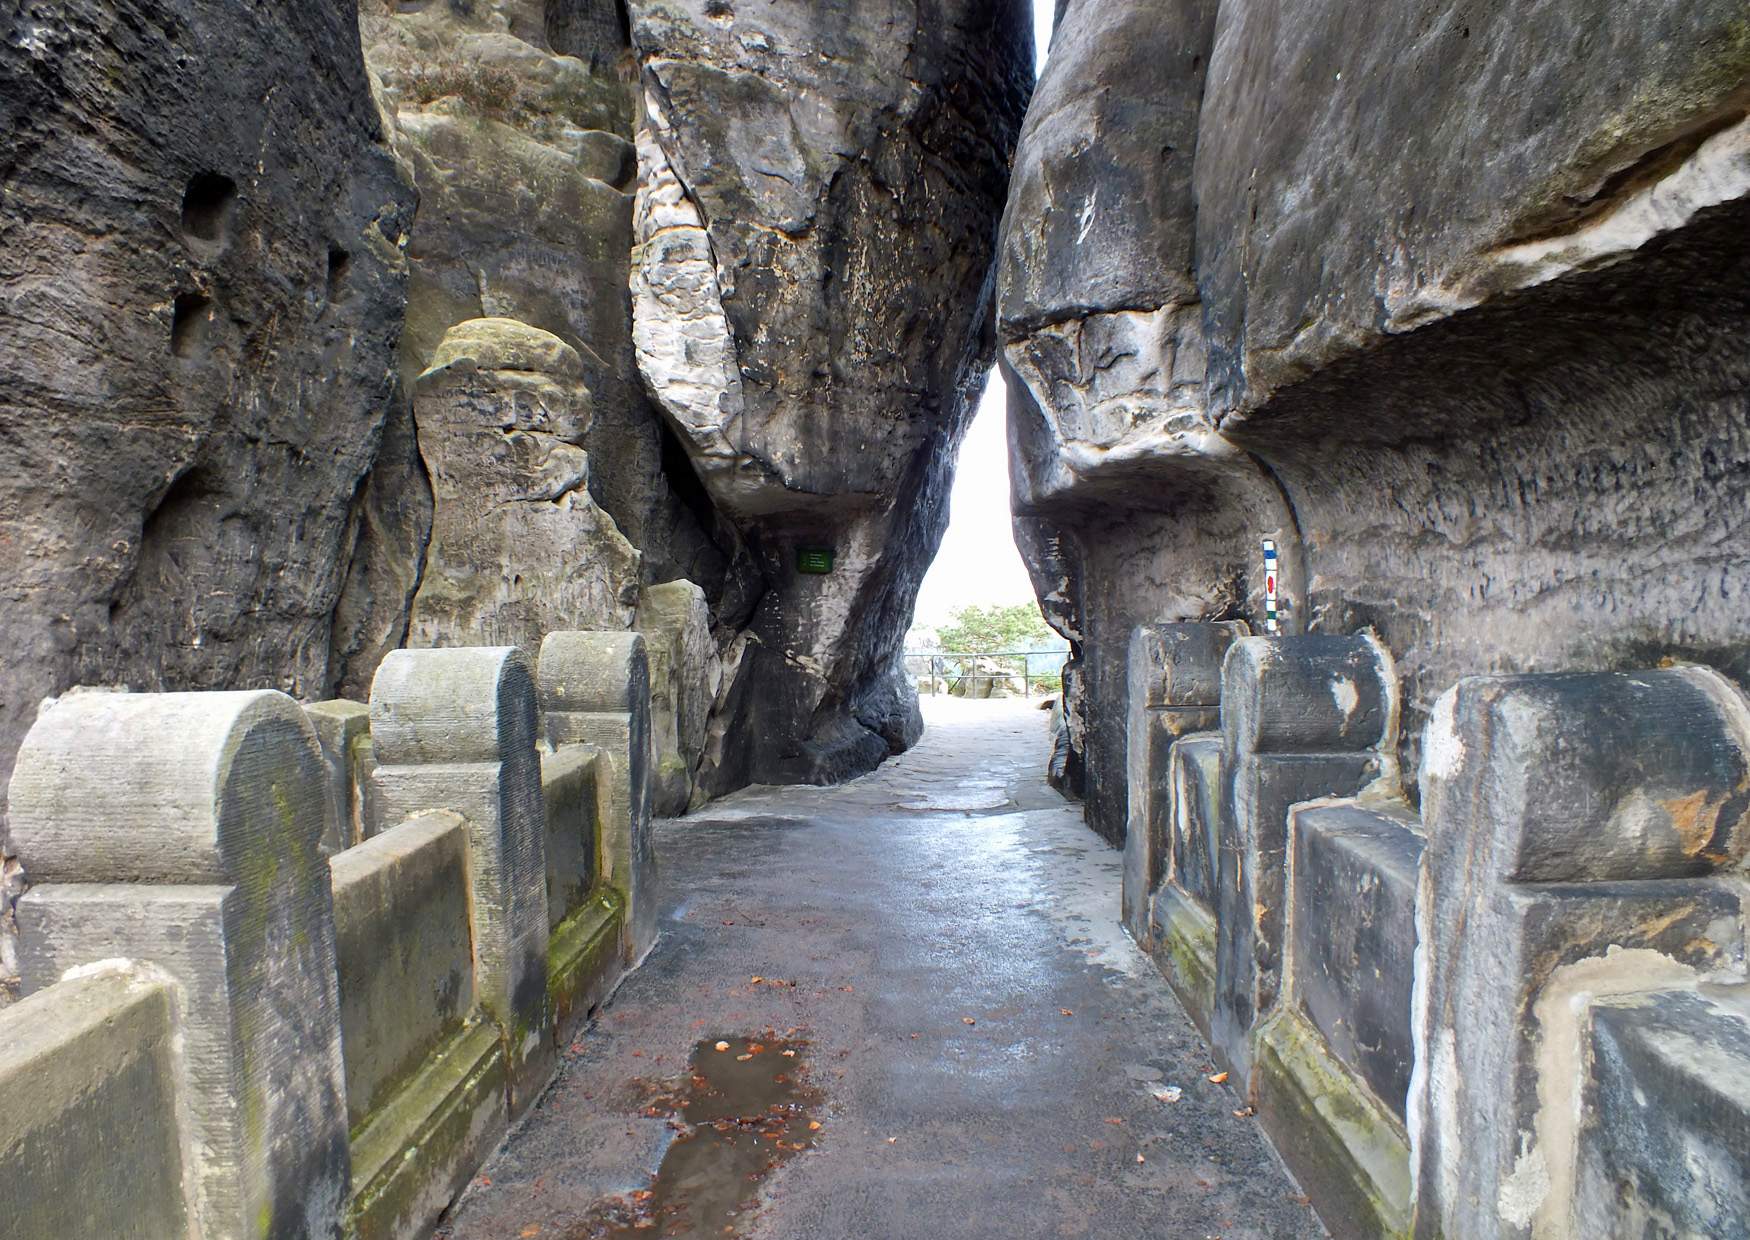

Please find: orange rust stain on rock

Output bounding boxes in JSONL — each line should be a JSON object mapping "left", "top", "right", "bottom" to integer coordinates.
{"left": 1661, "top": 789, "right": 1720, "bottom": 857}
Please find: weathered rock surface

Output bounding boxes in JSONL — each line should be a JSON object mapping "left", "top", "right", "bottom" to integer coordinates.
{"left": 351, "top": 0, "right": 728, "bottom": 656}
{"left": 407, "top": 318, "right": 641, "bottom": 652}
{"left": 1001, "top": 0, "right": 1750, "bottom": 840}
{"left": 631, "top": 0, "right": 1034, "bottom": 787}
{"left": 0, "top": 2, "right": 413, "bottom": 833}
{"left": 636, "top": 579, "right": 716, "bottom": 814}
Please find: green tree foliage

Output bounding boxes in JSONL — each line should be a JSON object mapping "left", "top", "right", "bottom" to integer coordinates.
{"left": 934, "top": 602, "right": 1055, "bottom": 653}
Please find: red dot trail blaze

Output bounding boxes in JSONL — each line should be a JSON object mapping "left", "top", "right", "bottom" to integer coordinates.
{"left": 1262, "top": 540, "right": 1281, "bottom": 635}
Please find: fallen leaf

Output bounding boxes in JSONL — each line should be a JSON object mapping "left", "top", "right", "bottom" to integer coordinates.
{"left": 751, "top": 976, "right": 764, "bottom": 984}
{"left": 808, "top": 1120, "right": 822, "bottom": 1130}
{"left": 1207, "top": 1071, "right": 1229, "bottom": 1084}
{"left": 1103, "top": 1117, "right": 1124, "bottom": 1126}
{"left": 1232, "top": 1106, "right": 1255, "bottom": 1118}
{"left": 781, "top": 1049, "right": 797, "bottom": 1058}
{"left": 1136, "top": 1153, "right": 1146, "bottom": 1164}
{"left": 520, "top": 1227, "right": 541, "bottom": 1237}
{"left": 737, "top": 1053, "right": 753, "bottom": 1061}
{"left": 962, "top": 1017, "right": 977, "bottom": 1026}
{"left": 886, "top": 1137, "right": 898, "bottom": 1144}
{"left": 1059, "top": 1008, "right": 1074, "bottom": 1017}
{"left": 714, "top": 1041, "right": 731, "bottom": 1052}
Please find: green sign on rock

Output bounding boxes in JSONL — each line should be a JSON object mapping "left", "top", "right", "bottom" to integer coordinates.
{"left": 796, "top": 548, "right": 835, "bottom": 575}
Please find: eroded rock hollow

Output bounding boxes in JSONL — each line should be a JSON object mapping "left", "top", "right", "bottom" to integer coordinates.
{"left": 1004, "top": 0, "right": 1750, "bottom": 842}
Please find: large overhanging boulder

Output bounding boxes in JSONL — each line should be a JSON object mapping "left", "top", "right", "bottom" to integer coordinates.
{"left": 630, "top": 0, "right": 1034, "bottom": 787}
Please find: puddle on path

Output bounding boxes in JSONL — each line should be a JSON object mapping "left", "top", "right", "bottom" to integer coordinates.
{"left": 568, "top": 1036, "right": 821, "bottom": 1238}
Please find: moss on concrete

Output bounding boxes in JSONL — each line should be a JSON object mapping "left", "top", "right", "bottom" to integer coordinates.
{"left": 548, "top": 884, "right": 625, "bottom": 1041}
{"left": 1151, "top": 889, "right": 1217, "bottom": 1039}
{"left": 347, "top": 1017, "right": 508, "bottom": 1240}
{"left": 1254, "top": 1008, "right": 1412, "bottom": 1240}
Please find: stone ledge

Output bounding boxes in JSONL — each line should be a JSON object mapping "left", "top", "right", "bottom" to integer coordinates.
{"left": 347, "top": 1016, "right": 508, "bottom": 1240}
{"left": 1254, "top": 1007, "right": 1411, "bottom": 1240}
{"left": 549, "top": 886, "right": 625, "bottom": 1042}
{"left": 1151, "top": 883, "right": 1217, "bottom": 1040}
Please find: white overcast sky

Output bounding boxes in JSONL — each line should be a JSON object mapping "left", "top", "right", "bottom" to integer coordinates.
{"left": 911, "top": 1, "right": 1055, "bottom": 629}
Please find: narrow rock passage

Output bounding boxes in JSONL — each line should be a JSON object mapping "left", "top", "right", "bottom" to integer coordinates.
{"left": 439, "top": 699, "right": 1323, "bottom": 1240}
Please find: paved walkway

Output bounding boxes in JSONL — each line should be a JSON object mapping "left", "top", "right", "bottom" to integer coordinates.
{"left": 440, "top": 697, "right": 1323, "bottom": 1240}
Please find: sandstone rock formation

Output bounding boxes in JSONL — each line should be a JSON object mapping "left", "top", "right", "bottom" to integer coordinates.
{"left": 1001, "top": 0, "right": 1750, "bottom": 841}
{"left": 631, "top": 0, "right": 1034, "bottom": 787}
{"left": 407, "top": 318, "right": 641, "bottom": 651}
{"left": 0, "top": 0, "right": 1032, "bottom": 876}
{"left": 0, "top": 2, "right": 414, "bottom": 829}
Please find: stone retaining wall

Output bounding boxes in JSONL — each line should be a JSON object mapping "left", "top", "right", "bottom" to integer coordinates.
{"left": 1124, "top": 623, "right": 1750, "bottom": 1238}
{"left": 0, "top": 630, "right": 654, "bottom": 1240}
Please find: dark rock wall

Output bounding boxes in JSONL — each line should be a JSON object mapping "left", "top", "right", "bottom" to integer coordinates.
{"left": 0, "top": 2, "right": 414, "bottom": 826}
{"left": 1001, "top": 0, "right": 1750, "bottom": 841}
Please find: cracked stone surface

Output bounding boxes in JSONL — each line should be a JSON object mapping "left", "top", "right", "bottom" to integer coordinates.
{"left": 437, "top": 697, "right": 1323, "bottom": 1239}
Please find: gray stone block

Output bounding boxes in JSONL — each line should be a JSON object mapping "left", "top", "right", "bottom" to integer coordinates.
{"left": 329, "top": 811, "right": 474, "bottom": 1128}
{"left": 1168, "top": 733, "right": 1225, "bottom": 910}
{"left": 305, "top": 699, "right": 371, "bottom": 853}
{"left": 1578, "top": 988, "right": 1750, "bottom": 1239}
{"left": 1287, "top": 801, "right": 1423, "bottom": 1118}
{"left": 636, "top": 579, "right": 715, "bottom": 816}
{"left": 1122, "top": 622, "right": 1246, "bottom": 945}
{"left": 542, "top": 746, "right": 601, "bottom": 930}
{"left": 1252, "top": 798, "right": 1424, "bottom": 1240}
{"left": 329, "top": 810, "right": 509, "bottom": 1240}
{"left": 370, "top": 647, "right": 553, "bottom": 1116}
{"left": 1148, "top": 732, "right": 1224, "bottom": 1037}
{"left": 10, "top": 689, "right": 350, "bottom": 1239}
{"left": 1211, "top": 634, "right": 1396, "bottom": 1082}
{"left": 0, "top": 963, "right": 188, "bottom": 1240}
{"left": 1412, "top": 666, "right": 1750, "bottom": 1240}
{"left": 538, "top": 631, "right": 656, "bottom": 963}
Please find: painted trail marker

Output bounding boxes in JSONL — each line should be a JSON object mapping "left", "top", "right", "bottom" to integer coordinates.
{"left": 1263, "top": 539, "right": 1280, "bottom": 634}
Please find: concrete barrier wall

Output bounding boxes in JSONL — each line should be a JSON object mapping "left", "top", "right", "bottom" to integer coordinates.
{"left": 0, "top": 963, "right": 191, "bottom": 1240}
{"left": 0, "top": 629, "right": 657, "bottom": 1240}
{"left": 333, "top": 809, "right": 509, "bottom": 1240}
{"left": 1122, "top": 624, "right": 1750, "bottom": 1239}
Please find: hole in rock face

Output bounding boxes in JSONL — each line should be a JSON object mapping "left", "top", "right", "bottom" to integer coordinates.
{"left": 704, "top": 0, "right": 733, "bottom": 20}
{"left": 170, "top": 293, "right": 213, "bottom": 358}
{"left": 180, "top": 172, "right": 237, "bottom": 244}
{"left": 326, "top": 247, "right": 352, "bottom": 305}
{"left": 567, "top": 1036, "right": 821, "bottom": 1238}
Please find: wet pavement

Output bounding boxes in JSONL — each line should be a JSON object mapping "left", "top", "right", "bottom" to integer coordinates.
{"left": 438, "top": 697, "right": 1324, "bottom": 1240}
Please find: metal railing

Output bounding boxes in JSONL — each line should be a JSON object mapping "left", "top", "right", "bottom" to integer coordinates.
{"left": 902, "top": 650, "right": 1067, "bottom": 699}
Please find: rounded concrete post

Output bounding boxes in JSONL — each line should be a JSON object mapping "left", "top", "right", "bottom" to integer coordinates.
{"left": 1211, "top": 633, "right": 1399, "bottom": 1082}
{"left": 369, "top": 646, "right": 553, "bottom": 1114}
{"left": 538, "top": 631, "right": 656, "bottom": 962}
{"left": 1412, "top": 666, "right": 1750, "bottom": 1240}
{"left": 9, "top": 689, "right": 349, "bottom": 1240}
